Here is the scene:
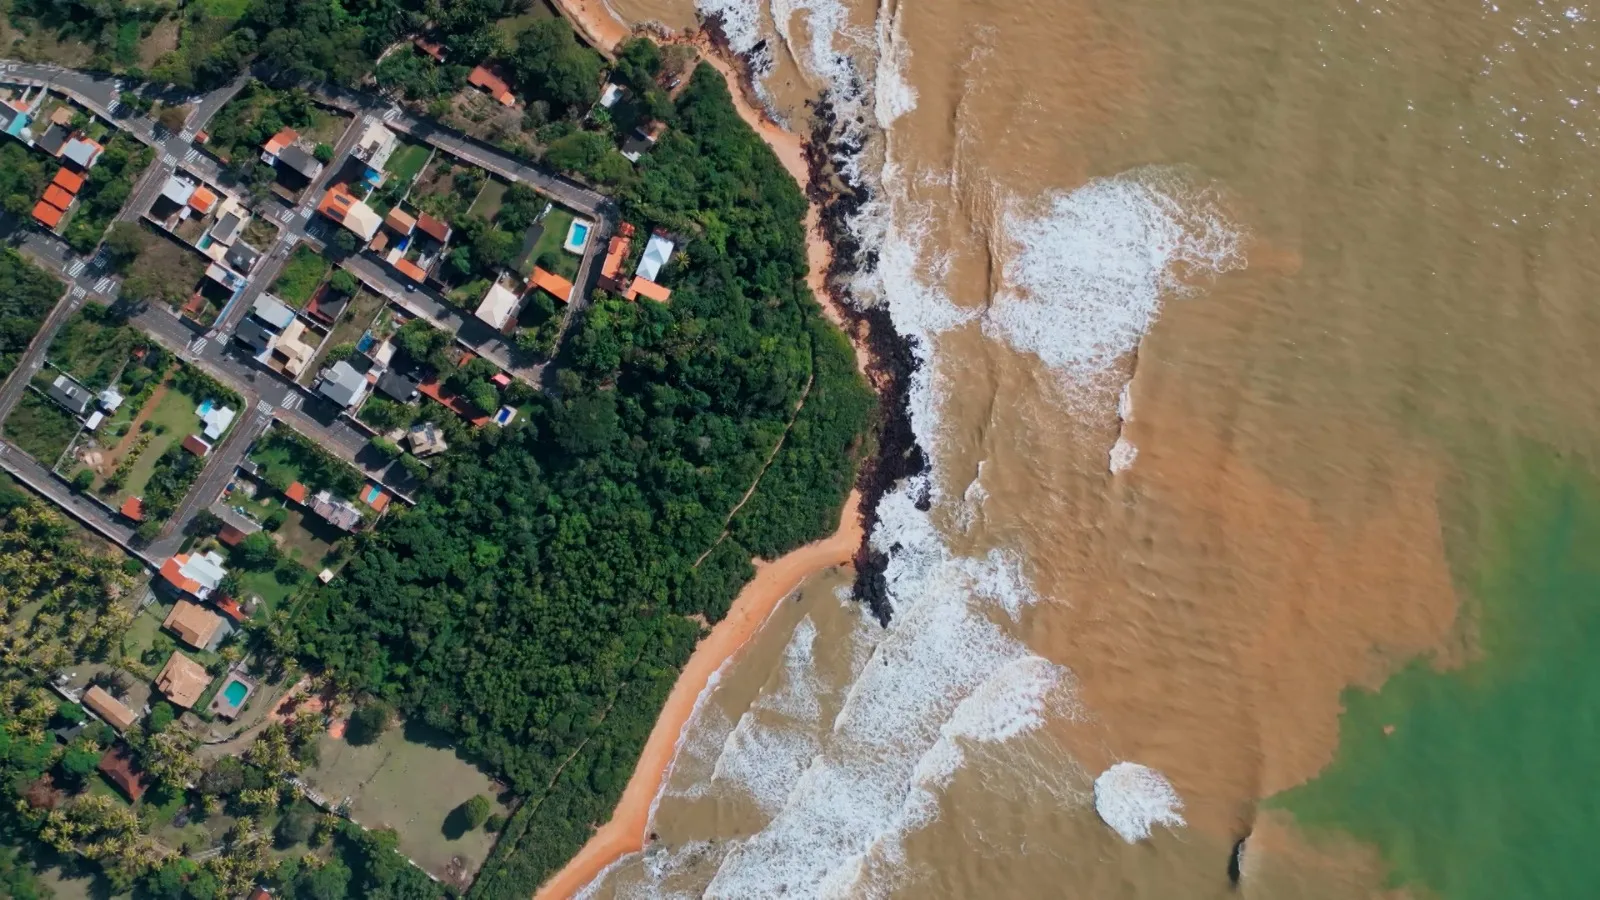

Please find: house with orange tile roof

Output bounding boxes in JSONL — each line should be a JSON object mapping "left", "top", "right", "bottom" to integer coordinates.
{"left": 97, "top": 746, "right": 146, "bottom": 799}
{"left": 529, "top": 267, "right": 573, "bottom": 303}
{"left": 416, "top": 212, "right": 452, "bottom": 243}
{"left": 285, "top": 481, "right": 309, "bottom": 504}
{"left": 218, "top": 524, "right": 248, "bottom": 546}
{"left": 468, "top": 66, "right": 517, "bottom": 106}
{"left": 51, "top": 168, "right": 84, "bottom": 193}
{"left": 630, "top": 277, "right": 673, "bottom": 303}
{"left": 261, "top": 128, "right": 298, "bottom": 159}
{"left": 155, "top": 652, "right": 212, "bottom": 708}
{"left": 119, "top": 497, "right": 143, "bottom": 521}
{"left": 41, "top": 184, "right": 74, "bottom": 210}
{"left": 393, "top": 258, "right": 427, "bottom": 283}
{"left": 163, "top": 598, "right": 227, "bottom": 649}
{"left": 83, "top": 687, "right": 137, "bottom": 733}
{"left": 31, "top": 200, "right": 63, "bottom": 230}
{"left": 188, "top": 184, "right": 218, "bottom": 215}
{"left": 414, "top": 36, "right": 446, "bottom": 62}
{"left": 181, "top": 434, "right": 212, "bottom": 457}
{"left": 316, "top": 184, "right": 381, "bottom": 241}
{"left": 160, "top": 551, "right": 229, "bottom": 602}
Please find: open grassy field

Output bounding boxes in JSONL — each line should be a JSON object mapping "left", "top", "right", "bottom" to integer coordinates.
{"left": 305, "top": 723, "right": 511, "bottom": 886}
{"left": 48, "top": 309, "right": 137, "bottom": 390}
{"left": 469, "top": 179, "right": 508, "bottom": 219}
{"left": 248, "top": 428, "right": 364, "bottom": 498}
{"left": 271, "top": 245, "right": 332, "bottom": 308}
{"left": 4, "top": 392, "right": 79, "bottom": 465}
{"left": 128, "top": 225, "right": 208, "bottom": 310}
{"left": 385, "top": 140, "right": 432, "bottom": 188}
{"left": 527, "top": 207, "right": 579, "bottom": 279}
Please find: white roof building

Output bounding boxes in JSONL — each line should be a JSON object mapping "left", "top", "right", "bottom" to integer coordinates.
{"left": 474, "top": 281, "right": 522, "bottom": 330}
{"left": 84, "top": 410, "right": 105, "bottom": 430}
{"left": 599, "top": 83, "right": 623, "bottom": 108}
{"left": 98, "top": 388, "right": 124, "bottom": 412}
{"left": 319, "top": 360, "right": 369, "bottom": 408}
{"left": 160, "top": 174, "right": 197, "bottom": 206}
{"left": 635, "top": 233, "right": 675, "bottom": 282}
{"left": 252, "top": 294, "right": 296, "bottom": 330}
{"left": 179, "top": 550, "right": 228, "bottom": 594}
{"left": 197, "top": 404, "right": 236, "bottom": 440}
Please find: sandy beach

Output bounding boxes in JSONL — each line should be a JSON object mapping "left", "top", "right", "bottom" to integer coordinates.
{"left": 534, "top": 495, "right": 864, "bottom": 900}
{"left": 532, "top": 5, "right": 880, "bottom": 897}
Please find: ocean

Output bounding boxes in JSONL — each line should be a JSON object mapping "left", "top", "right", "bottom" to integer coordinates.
{"left": 570, "top": 0, "right": 1600, "bottom": 895}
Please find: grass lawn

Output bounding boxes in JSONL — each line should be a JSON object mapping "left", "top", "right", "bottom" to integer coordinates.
{"left": 468, "top": 179, "right": 508, "bottom": 219}
{"left": 274, "top": 506, "right": 346, "bottom": 571}
{"left": 527, "top": 207, "right": 579, "bottom": 279}
{"left": 384, "top": 140, "right": 432, "bottom": 188}
{"left": 304, "top": 108, "right": 351, "bottom": 147}
{"left": 271, "top": 245, "right": 332, "bottom": 308}
{"left": 117, "top": 607, "right": 166, "bottom": 667}
{"left": 108, "top": 378, "right": 208, "bottom": 503}
{"left": 304, "top": 722, "right": 511, "bottom": 885}
{"left": 198, "top": 0, "right": 251, "bottom": 18}
{"left": 48, "top": 309, "right": 137, "bottom": 390}
{"left": 235, "top": 565, "right": 304, "bottom": 616}
{"left": 495, "top": 1, "right": 556, "bottom": 40}
{"left": 248, "top": 429, "right": 364, "bottom": 499}
{"left": 4, "top": 392, "right": 79, "bottom": 465}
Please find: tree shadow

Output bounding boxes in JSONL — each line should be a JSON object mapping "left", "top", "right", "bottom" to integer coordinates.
{"left": 402, "top": 717, "right": 458, "bottom": 751}
{"left": 440, "top": 804, "right": 471, "bottom": 841}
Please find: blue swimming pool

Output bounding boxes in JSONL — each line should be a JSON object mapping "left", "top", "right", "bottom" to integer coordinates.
{"left": 222, "top": 679, "right": 249, "bottom": 706}
{"left": 197, "top": 399, "right": 214, "bottom": 415}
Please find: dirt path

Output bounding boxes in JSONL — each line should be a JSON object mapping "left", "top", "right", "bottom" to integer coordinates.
{"left": 101, "top": 382, "right": 168, "bottom": 472}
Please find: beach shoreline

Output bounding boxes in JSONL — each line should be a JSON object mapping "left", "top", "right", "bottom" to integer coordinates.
{"left": 531, "top": 3, "right": 887, "bottom": 896}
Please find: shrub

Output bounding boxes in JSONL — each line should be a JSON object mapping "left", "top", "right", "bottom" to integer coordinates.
{"left": 344, "top": 700, "right": 393, "bottom": 746}
{"left": 484, "top": 813, "right": 506, "bottom": 833}
{"left": 461, "top": 794, "right": 491, "bottom": 830}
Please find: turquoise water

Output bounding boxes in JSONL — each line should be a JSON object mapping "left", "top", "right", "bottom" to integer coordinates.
{"left": 570, "top": 222, "right": 589, "bottom": 244}
{"left": 222, "top": 679, "right": 249, "bottom": 706}
{"left": 197, "top": 399, "right": 213, "bottom": 415}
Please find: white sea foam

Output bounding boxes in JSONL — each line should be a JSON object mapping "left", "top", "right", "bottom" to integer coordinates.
{"left": 954, "top": 460, "right": 989, "bottom": 533}
{"left": 1092, "top": 762, "right": 1186, "bottom": 843}
{"left": 1109, "top": 435, "right": 1138, "bottom": 473}
{"left": 710, "top": 617, "right": 824, "bottom": 815}
{"left": 984, "top": 170, "right": 1246, "bottom": 394}
{"left": 647, "top": 660, "right": 736, "bottom": 829}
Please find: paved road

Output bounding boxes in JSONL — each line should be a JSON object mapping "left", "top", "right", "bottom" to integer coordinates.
{"left": 0, "top": 283, "right": 81, "bottom": 423}
{"left": 0, "top": 439, "right": 155, "bottom": 565}
{"left": 146, "top": 405, "right": 273, "bottom": 558}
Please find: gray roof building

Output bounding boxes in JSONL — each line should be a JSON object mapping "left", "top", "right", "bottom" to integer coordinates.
{"left": 376, "top": 370, "right": 419, "bottom": 403}
{"left": 35, "top": 124, "right": 68, "bottom": 156}
{"left": 275, "top": 144, "right": 324, "bottom": 180}
{"left": 224, "top": 241, "right": 260, "bottom": 275}
{"left": 251, "top": 295, "right": 296, "bottom": 330}
{"left": 234, "top": 317, "right": 277, "bottom": 353}
{"left": 46, "top": 374, "right": 93, "bottom": 415}
{"left": 208, "top": 212, "right": 242, "bottom": 246}
{"left": 317, "top": 360, "right": 368, "bottom": 408}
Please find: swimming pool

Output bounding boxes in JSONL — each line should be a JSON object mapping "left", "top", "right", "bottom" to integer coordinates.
{"left": 222, "top": 679, "right": 249, "bottom": 706}
{"left": 564, "top": 219, "right": 592, "bottom": 253}
{"left": 197, "top": 399, "right": 214, "bottom": 415}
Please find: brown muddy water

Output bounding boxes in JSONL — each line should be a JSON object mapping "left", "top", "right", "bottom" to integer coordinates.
{"left": 576, "top": 0, "right": 1600, "bottom": 896}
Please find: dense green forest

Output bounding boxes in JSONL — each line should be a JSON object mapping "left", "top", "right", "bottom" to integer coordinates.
{"left": 0, "top": 249, "right": 67, "bottom": 385}
{"left": 282, "top": 63, "right": 871, "bottom": 898}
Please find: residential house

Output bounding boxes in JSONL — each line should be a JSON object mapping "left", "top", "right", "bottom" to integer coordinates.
{"left": 52, "top": 167, "right": 84, "bottom": 194}
{"left": 620, "top": 125, "right": 662, "bottom": 163}
{"left": 376, "top": 369, "right": 419, "bottom": 403}
{"left": 96, "top": 746, "right": 147, "bottom": 800}
{"left": 391, "top": 257, "right": 428, "bottom": 283}
{"left": 225, "top": 241, "right": 262, "bottom": 276}
{"left": 218, "top": 523, "right": 249, "bottom": 547}
{"left": 61, "top": 136, "right": 103, "bottom": 170}
{"left": 309, "top": 489, "right": 364, "bottom": 531}
{"left": 253, "top": 294, "right": 297, "bottom": 330}
{"left": 0, "top": 101, "right": 33, "bottom": 145}
{"left": 630, "top": 278, "right": 673, "bottom": 303}
{"left": 82, "top": 687, "right": 136, "bottom": 733}
{"left": 236, "top": 317, "right": 277, "bottom": 359}
{"left": 30, "top": 199, "right": 63, "bottom": 231}
{"left": 267, "top": 320, "right": 319, "bottom": 379}
{"left": 275, "top": 145, "right": 324, "bottom": 184}
{"left": 118, "top": 496, "right": 143, "bottom": 521}
{"left": 416, "top": 212, "right": 451, "bottom": 244}
{"left": 407, "top": 421, "right": 448, "bottom": 457}
{"left": 308, "top": 288, "right": 349, "bottom": 325}
{"left": 34, "top": 123, "right": 68, "bottom": 156}
{"left": 351, "top": 120, "right": 398, "bottom": 188}
{"left": 636, "top": 232, "right": 675, "bottom": 282}
{"left": 414, "top": 36, "right": 446, "bottom": 62}
{"left": 598, "top": 223, "right": 635, "bottom": 293}
{"left": 97, "top": 387, "right": 123, "bottom": 413}
{"left": 599, "top": 82, "right": 623, "bottom": 108}
{"left": 208, "top": 210, "right": 243, "bottom": 246}
{"left": 475, "top": 280, "right": 523, "bottom": 330}
{"left": 160, "top": 552, "right": 229, "bottom": 602}
{"left": 318, "top": 359, "right": 369, "bottom": 408}
{"left": 196, "top": 402, "right": 235, "bottom": 440}
{"left": 181, "top": 434, "right": 212, "bottom": 457}
{"left": 384, "top": 207, "right": 416, "bottom": 236}
{"left": 529, "top": 267, "right": 574, "bottom": 304}
{"left": 162, "top": 598, "right": 229, "bottom": 650}
{"left": 260, "top": 128, "right": 298, "bottom": 163}
{"left": 316, "top": 185, "right": 381, "bottom": 242}
{"left": 155, "top": 652, "right": 211, "bottom": 709}
{"left": 285, "top": 481, "right": 309, "bottom": 504}
{"left": 46, "top": 374, "right": 93, "bottom": 415}
{"left": 468, "top": 66, "right": 517, "bottom": 106}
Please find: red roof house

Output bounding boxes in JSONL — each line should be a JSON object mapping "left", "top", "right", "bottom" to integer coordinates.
{"left": 119, "top": 496, "right": 144, "bottom": 521}
{"left": 468, "top": 66, "right": 516, "bottom": 106}
{"left": 181, "top": 434, "right": 212, "bottom": 457}
{"left": 51, "top": 168, "right": 85, "bottom": 193}
{"left": 218, "top": 524, "right": 247, "bottom": 546}
{"left": 31, "top": 201, "right": 63, "bottom": 229}
{"left": 97, "top": 746, "right": 147, "bottom": 801}
{"left": 285, "top": 482, "right": 309, "bottom": 504}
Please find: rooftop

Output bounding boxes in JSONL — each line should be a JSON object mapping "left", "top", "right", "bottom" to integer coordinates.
{"left": 317, "top": 185, "right": 382, "bottom": 241}
{"left": 47, "top": 374, "right": 93, "bottom": 415}
{"left": 41, "top": 184, "right": 73, "bottom": 210}
{"left": 529, "top": 267, "right": 573, "bottom": 303}
{"left": 285, "top": 481, "right": 309, "bottom": 504}
{"left": 376, "top": 369, "right": 419, "bottom": 402}
{"left": 181, "top": 434, "right": 212, "bottom": 456}
{"left": 119, "top": 496, "right": 143, "bottom": 521}
{"left": 156, "top": 651, "right": 212, "bottom": 708}
{"left": 163, "top": 598, "right": 225, "bottom": 648}
{"left": 97, "top": 745, "right": 146, "bottom": 800}
{"left": 393, "top": 257, "right": 428, "bottom": 283}
{"left": 318, "top": 359, "right": 369, "bottom": 407}
{"left": 263, "top": 128, "right": 298, "bottom": 155}
{"left": 475, "top": 281, "right": 523, "bottom": 330}
{"left": 61, "top": 136, "right": 102, "bottom": 170}
{"left": 188, "top": 185, "right": 218, "bottom": 214}
{"left": 51, "top": 167, "right": 83, "bottom": 193}
{"left": 385, "top": 207, "right": 416, "bottom": 234}
{"left": 30, "top": 200, "right": 62, "bottom": 229}
{"left": 83, "top": 687, "right": 136, "bottom": 733}
{"left": 416, "top": 212, "right": 451, "bottom": 243}
{"left": 636, "top": 233, "right": 676, "bottom": 283}
{"left": 468, "top": 66, "right": 516, "bottom": 106}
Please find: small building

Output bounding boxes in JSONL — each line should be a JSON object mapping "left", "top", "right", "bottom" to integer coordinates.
{"left": 599, "top": 82, "right": 623, "bottom": 108}
{"left": 275, "top": 145, "right": 324, "bottom": 182}
{"left": 35, "top": 123, "right": 68, "bottom": 156}
{"left": 163, "top": 598, "right": 228, "bottom": 649}
{"left": 218, "top": 524, "right": 248, "bottom": 547}
{"left": 42, "top": 183, "right": 75, "bottom": 211}
{"left": 468, "top": 66, "right": 517, "bottom": 106}
{"left": 84, "top": 411, "right": 104, "bottom": 431}
{"left": 98, "top": 387, "right": 124, "bottom": 412}
{"left": 599, "top": 225, "right": 633, "bottom": 292}
{"left": 630, "top": 278, "right": 673, "bottom": 303}
{"left": 636, "top": 232, "right": 675, "bottom": 282}
{"left": 351, "top": 121, "right": 398, "bottom": 186}
{"left": 225, "top": 241, "right": 261, "bottom": 275}
{"left": 96, "top": 745, "right": 147, "bottom": 800}
{"left": 529, "top": 267, "right": 573, "bottom": 304}
{"left": 204, "top": 261, "right": 247, "bottom": 294}
{"left": 189, "top": 185, "right": 219, "bottom": 216}
{"left": 235, "top": 317, "right": 278, "bottom": 354}
{"left": 393, "top": 257, "right": 428, "bottom": 283}
{"left": 316, "top": 185, "right": 381, "bottom": 242}
{"left": 119, "top": 496, "right": 143, "bottom": 522}
{"left": 309, "top": 489, "right": 364, "bottom": 531}
{"left": 285, "top": 481, "right": 309, "bottom": 504}
{"left": 309, "top": 289, "right": 350, "bottom": 324}
{"left": 82, "top": 687, "right": 137, "bottom": 733}
{"left": 261, "top": 128, "right": 298, "bottom": 163}
{"left": 61, "top": 136, "right": 103, "bottom": 170}
{"left": 269, "top": 320, "right": 319, "bottom": 378}
{"left": 46, "top": 374, "right": 93, "bottom": 415}
{"left": 475, "top": 280, "right": 523, "bottom": 330}
{"left": 155, "top": 651, "right": 212, "bottom": 709}
{"left": 416, "top": 212, "right": 451, "bottom": 244}
{"left": 376, "top": 369, "right": 419, "bottom": 403}
{"left": 207, "top": 211, "right": 242, "bottom": 246}
{"left": 196, "top": 403, "right": 236, "bottom": 440}
{"left": 361, "top": 483, "right": 391, "bottom": 512}
{"left": 408, "top": 421, "right": 448, "bottom": 457}
{"left": 252, "top": 294, "right": 297, "bottom": 330}
{"left": 384, "top": 207, "right": 416, "bottom": 236}
{"left": 318, "top": 360, "right": 369, "bottom": 408}
{"left": 160, "top": 552, "right": 230, "bottom": 603}
{"left": 30, "top": 200, "right": 63, "bottom": 231}
{"left": 414, "top": 36, "right": 446, "bottom": 62}
{"left": 620, "top": 128, "right": 656, "bottom": 163}
{"left": 181, "top": 434, "right": 212, "bottom": 457}
{"left": 51, "top": 167, "right": 85, "bottom": 194}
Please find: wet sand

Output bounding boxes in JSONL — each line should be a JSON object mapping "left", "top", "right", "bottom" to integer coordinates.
{"left": 535, "top": 495, "right": 864, "bottom": 899}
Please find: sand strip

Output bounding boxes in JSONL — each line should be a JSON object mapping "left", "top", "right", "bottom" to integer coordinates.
{"left": 532, "top": 5, "right": 877, "bottom": 898}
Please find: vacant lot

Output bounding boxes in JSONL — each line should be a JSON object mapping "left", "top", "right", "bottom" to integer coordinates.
{"left": 249, "top": 428, "right": 364, "bottom": 499}
{"left": 385, "top": 139, "right": 432, "bottom": 188}
{"left": 305, "top": 723, "right": 511, "bottom": 886}
{"left": 272, "top": 245, "right": 332, "bottom": 308}
{"left": 48, "top": 308, "right": 137, "bottom": 390}
{"left": 4, "top": 392, "right": 78, "bottom": 465}
{"left": 468, "top": 179, "right": 508, "bottom": 219}
{"left": 127, "top": 225, "right": 208, "bottom": 310}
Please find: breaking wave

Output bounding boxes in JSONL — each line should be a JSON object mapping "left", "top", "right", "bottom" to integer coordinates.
{"left": 1093, "top": 762, "right": 1187, "bottom": 843}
